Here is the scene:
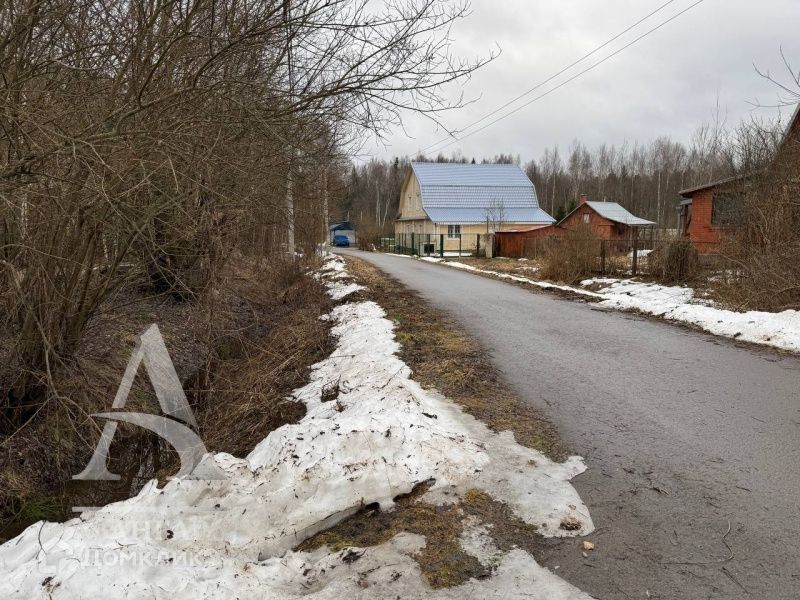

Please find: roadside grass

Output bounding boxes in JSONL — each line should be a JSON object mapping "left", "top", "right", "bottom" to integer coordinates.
{"left": 440, "top": 256, "right": 543, "bottom": 277}
{"left": 345, "top": 256, "right": 563, "bottom": 460}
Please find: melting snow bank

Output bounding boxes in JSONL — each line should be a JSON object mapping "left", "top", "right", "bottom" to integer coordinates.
{"left": 582, "top": 278, "right": 800, "bottom": 353}
{"left": 441, "top": 260, "right": 602, "bottom": 299}
{"left": 0, "top": 254, "right": 593, "bottom": 599}
{"left": 419, "top": 256, "right": 800, "bottom": 354}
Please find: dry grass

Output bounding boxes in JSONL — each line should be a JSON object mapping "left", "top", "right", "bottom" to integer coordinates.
{"left": 298, "top": 482, "right": 488, "bottom": 588}
{"left": 299, "top": 482, "right": 544, "bottom": 589}
{"left": 0, "top": 255, "right": 332, "bottom": 542}
{"left": 194, "top": 257, "right": 332, "bottom": 457}
{"left": 443, "top": 257, "right": 544, "bottom": 276}
{"left": 345, "top": 257, "right": 563, "bottom": 461}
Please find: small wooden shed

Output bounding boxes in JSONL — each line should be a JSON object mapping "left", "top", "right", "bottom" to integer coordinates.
{"left": 495, "top": 226, "right": 565, "bottom": 258}
{"left": 559, "top": 196, "right": 655, "bottom": 240}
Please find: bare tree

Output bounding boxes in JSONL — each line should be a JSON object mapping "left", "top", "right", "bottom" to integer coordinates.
{"left": 485, "top": 198, "right": 507, "bottom": 233}
{"left": 0, "top": 0, "right": 488, "bottom": 426}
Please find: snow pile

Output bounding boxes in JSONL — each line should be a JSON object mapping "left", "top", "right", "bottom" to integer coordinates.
{"left": 445, "top": 261, "right": 602, "bottom": 298}
{"left": 582, "top": 277, "right": 800, "bottom": 352}
{"left": 0, "top": 254, "right": 594, "bottom": 599}
{"left": 421, "top": 255, "right": 800, "bottom": 354}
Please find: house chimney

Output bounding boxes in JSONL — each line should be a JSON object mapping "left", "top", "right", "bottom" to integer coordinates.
{"left": 579, "top": 194, "right": 588, "bottom": 205}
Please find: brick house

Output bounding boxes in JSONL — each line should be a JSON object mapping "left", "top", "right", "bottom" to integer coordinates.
{"left": 559, "top": 195, "right": 655, "bottom": 241}
{"left": 677, "top": 176, "right": 748, "bottom": 254}
{"left": 678, "top": 103, "right": 800, "bottom": 254}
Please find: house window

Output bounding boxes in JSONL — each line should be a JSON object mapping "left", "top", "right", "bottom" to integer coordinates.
{"left": 447, "top": 224, "right": 461, "bottom": 239}
{"left": 711, "top": 193, "right": 744, "bottom": 226}
{"left": 582, "top": 213, "right": 590, "bottom": 224}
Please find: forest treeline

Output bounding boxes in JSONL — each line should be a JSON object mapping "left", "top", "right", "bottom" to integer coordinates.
{"left": 339, "top": 117, "right": 786, "bottom": 228}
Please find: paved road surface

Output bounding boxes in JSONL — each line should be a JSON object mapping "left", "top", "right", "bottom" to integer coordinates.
{"left": 339, "top": 249, "right": 800, "bottom": 600}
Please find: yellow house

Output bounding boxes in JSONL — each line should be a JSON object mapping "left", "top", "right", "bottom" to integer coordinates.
{"left": 396, "top": 162, "right": 554, "bottom": 253}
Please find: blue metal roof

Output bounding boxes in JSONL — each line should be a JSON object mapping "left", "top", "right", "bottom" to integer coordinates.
{"left": 411, "top": 162, "right": 554, "bottom": 224}
{"left": 424, "top": 207, "right": 555, "bottom": 224}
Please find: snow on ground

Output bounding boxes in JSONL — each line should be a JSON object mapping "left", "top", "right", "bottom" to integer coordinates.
{"left": 0, "top": 255, "right": 594, "bottom": 599}
{"left": 423, "top": 257, "right": 800, "bottom": 354}
{"left": 582, "top": 277, "right": 800, "bottom": 353}
{"left": 444, "top": 261, "right": 603, "bottom": 298}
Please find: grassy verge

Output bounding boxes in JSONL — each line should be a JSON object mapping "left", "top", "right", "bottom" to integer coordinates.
{"left": 345, "top": 256, "right": 562, "bottom": 459}
{"left": 0, "top": 256, "right": 332, "bottom": 542}
{"left": 295, "top": 256, "right": 564, "bottom": 588}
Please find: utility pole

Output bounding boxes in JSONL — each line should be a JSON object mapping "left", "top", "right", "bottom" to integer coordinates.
{"left": 322, "top": 167, "right": 329, "bottom": 247}
{"left": 656, "top": 170, "right": 662, "bottom": 226}
{"left": 284, "top": 0, "right": 295, "bottom": 256}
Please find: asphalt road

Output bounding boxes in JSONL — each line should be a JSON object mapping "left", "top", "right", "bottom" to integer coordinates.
{"left": 338, "top": 249, "right": 800, "bottom": 600}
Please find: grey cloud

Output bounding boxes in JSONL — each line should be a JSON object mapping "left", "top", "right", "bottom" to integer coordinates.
{"left": 365, "top": 0, "right": 800, "bottom": 162}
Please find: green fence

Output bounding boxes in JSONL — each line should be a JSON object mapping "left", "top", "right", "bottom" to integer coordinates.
{"left": 382, "top": 233, "right": 491, "bottom": 258}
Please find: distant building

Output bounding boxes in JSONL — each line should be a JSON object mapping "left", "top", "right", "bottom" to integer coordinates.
{"left": 395, "top": 162, "right": 554, "bottom": 253}
{"left": 328, "top": 222, "right": 356, "bottom": 244}
{"left": 559, "top": 195, "right": 655, "bottom": 241}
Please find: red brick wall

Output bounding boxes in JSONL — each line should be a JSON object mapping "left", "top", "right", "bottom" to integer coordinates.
{"left": 687, "top": 190, "right": 723, "bottom": 253}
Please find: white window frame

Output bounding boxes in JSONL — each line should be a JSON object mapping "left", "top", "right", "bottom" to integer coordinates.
{"left": 582, "top": 213, "right": 590, "bottom": 224}
{"left": 447, "top": 224, "right": 461, "bottom": 239}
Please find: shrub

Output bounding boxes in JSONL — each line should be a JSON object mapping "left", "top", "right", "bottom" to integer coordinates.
{"left": 356, "top": 223, "right": 391, "bottom": 251}
{"left": 649, "top": 238, "right": 699, "bottom": 283}
{"left": 716, "top": 139, "right": 800, "bottom": 310}
{"left": 540, "top": 226, "right": 600, "bottom": 283}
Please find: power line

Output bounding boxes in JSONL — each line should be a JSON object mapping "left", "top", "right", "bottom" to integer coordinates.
{"left": 421, "top": 0, "right": 705, "bottom": 156}
{"left": 420, "top": 0, "right": 678, "bottom": 155}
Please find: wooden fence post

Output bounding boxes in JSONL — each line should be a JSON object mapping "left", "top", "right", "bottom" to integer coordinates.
{"left": 632, "top": 235, "right": 639, "bottom": 276}
{"left": 601, "top": 241, "right": 606, "bottom": 275}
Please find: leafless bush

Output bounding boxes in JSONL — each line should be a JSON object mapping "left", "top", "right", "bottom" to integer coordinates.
{"left": 649, "top": 238, "right": 699, "bottom": 283}
{"left": 356, "top": 222, "right": 391, "bottom": 250}
{"left": 540, "top": 226, "right": 601, "bottom": 283}
{"left": 0, "top": 0, "right": 485, "bottom": 428}
{"left": 0, "top": 0, "right": 486, "bottom": 535}
{"left": 718, "top": 139, "right": 800, "bottom": 310}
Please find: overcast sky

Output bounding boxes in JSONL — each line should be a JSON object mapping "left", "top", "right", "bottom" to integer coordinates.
{"left": 361, "top": 0, "right": 800, "bottom": 163}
